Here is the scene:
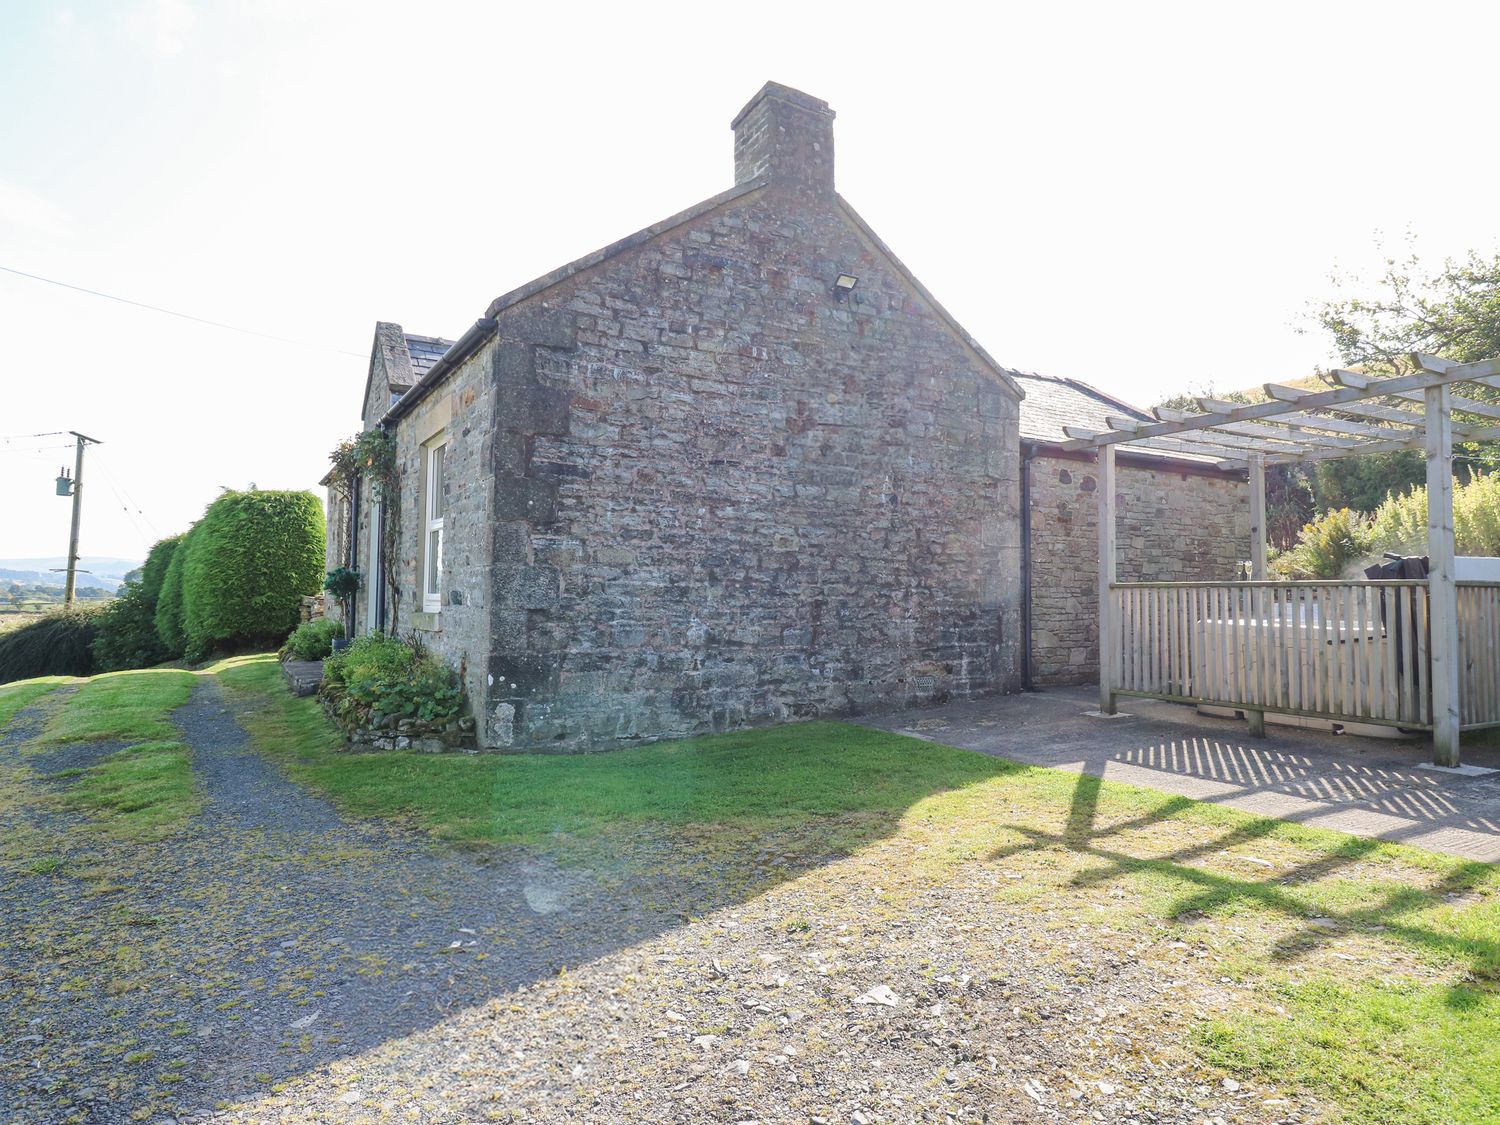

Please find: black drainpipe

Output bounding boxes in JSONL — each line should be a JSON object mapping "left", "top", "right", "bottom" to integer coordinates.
{"left": 375, "top": 495, "right": 387, "bottom": 633}
{"left": 375, "top": 420, "right": 390, "bottom": 634}
{"left": 1019, "top": 443, "right": 1035, "bottom": 691}
{"left": 348, "top": 475, "right": 361, "bottom": 634}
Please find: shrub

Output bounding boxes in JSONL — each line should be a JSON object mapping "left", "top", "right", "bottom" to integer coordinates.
{"left": 321, "top": 633, "right": 463, "bottom": 725}
{"left": 179, "top": 490, "right": 325, "bottom": 661}
{"left": 1369, "top": 474, "right": 1500, "bottom": 558}
{"left": 322, "top": 632, "right": 413, "bottom": 691}
{"left": 138, "top": 534, "right": 184, "bottom": 603}
{"left": 92, "top": 585, "right": 168, "bottom": 672}
{"left": 283, "top": 618, "right": 343, "bottom": 662}
{"left": 154, "top": 529, "right": 194, "bottom": 658}
{"left": 1273, "top": 508, "right": 1374, "bottom": 579}
{"left": 93, "top": 535, "right": 185, "bottom": 673}
{"left": 0, "top": 606, "right": 102, "bottom": 684}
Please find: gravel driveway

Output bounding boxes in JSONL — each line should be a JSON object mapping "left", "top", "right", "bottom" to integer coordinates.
{"left": 2, "top": 682, "right": 1309, "bottom": 1125}
{"left": 1, "top": 682, "right": 702, "bottom": 1125}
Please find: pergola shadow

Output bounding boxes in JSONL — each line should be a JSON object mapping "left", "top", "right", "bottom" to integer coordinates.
{"left": 990, "top": 764, "right": 1500, "bottom": 999}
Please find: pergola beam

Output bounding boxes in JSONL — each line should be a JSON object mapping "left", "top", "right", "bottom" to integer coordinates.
{"left": 1152, "top": 407, "right": 1332, "bottom": 453}
{"left": 1180, "top": 409, "right": 1360, "bottom": 450}
{"left": 1198, "top": 397, "right": 1415, "bottom": 441}
{"left": 1261, "top": 422, "right": 1500, "bottom": 466}
{"left": 1058, "top": 354, "right": 1500, "bottom": 453}
{"left": 1062, "top": 426, "right": 1247, "bottom": 467}
{"left": 1332, "top": 367, "right": 1500, "bottom": 423}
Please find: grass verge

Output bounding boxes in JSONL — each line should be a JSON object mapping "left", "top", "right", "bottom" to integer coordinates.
{"left": 0, "top": 677, "right": 68, "bottom": 731}
{"left": 37, "top": 667, "right": 196, "bottom": 744}
{"left": 59, "top": 740, "right": 201, "bottom": 841}
{"left": 212, "top": 653, "right": 1016, "bottom": 844}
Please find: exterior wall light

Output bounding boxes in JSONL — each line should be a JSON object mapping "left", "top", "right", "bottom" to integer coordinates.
{"left": 834, "top": 273, "right": 858, "bottom": 300}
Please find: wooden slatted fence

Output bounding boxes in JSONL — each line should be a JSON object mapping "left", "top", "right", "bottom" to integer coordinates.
{"left": 1110, "top": 581, "right": 1434, "bottom": 730}
{"left": 1458, "top": 582, "right": 1500, "bottom": 730}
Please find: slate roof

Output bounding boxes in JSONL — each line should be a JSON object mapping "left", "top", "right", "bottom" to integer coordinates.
{"left": 1013, "top": 371, "right": 1148, "bottom": 444}
{"left": 403, "top": 333, "right": 454, "bottom": 384}
{"left": 1013, "top": 371, "right": 1219, "bottom": 466}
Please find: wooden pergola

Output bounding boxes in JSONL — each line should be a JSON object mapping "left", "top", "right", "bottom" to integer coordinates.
{"left": 1061, "top": 352, "right": 1500, "bottom": 767}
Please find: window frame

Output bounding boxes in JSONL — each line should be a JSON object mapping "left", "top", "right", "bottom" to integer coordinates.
{"left": 422, "top": 438, "right": 446, "bottom": 614}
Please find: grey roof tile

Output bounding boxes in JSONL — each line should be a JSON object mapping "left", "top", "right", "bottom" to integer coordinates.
{"left": 1013, "top": 371, "right": 1152, "bottom": 444}
{"left": 405, "top": 333, "right": 455, "bottom": 379}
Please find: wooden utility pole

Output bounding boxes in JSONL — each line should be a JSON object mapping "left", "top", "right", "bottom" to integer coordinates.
{"left": 61, "top": 432, "right": 101, "bottom": 609}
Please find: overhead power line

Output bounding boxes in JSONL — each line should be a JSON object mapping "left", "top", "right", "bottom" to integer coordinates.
{"left": 0, "top": 442, "right": 76, "bottom": 455}
{"left": 0, "top": 263, "right": 367, "bottom": 359}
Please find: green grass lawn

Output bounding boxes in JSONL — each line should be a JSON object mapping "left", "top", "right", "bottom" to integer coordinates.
{"left": 0, "top": 677, "right": 67, "bottom": 729}
{"left": 36, "top": 667, "right": 196, "bottom": 745}
{"left": 6, "top": 653, "right": 1499, "bottom": 1122}
{"left": 58, "top": 740, "right": 201, "bottom": 841}
{"left": 213, "top": 653, "right": 1015, "bottom": 844}
{"left": 1, "top": 667, "right": 201, "bottom": 844}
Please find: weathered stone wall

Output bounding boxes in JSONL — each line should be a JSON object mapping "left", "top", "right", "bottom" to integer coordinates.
{"left": 387, "top": 341, "right": 499, "bottom": 726}
{"left": 323, "top": 490, "right": 348, "bottom": 629}
{"left": 484, "top": 192, "right": 1021, "bottom": 750}
{"left": 374, "top": 83, "right": 1027, "bottom": 751}
{"left": 1027, "top": 452, "right": 1249, "bottom": 686}
{"left": 387, "top": 189, "right": 1024, "bottom": 750}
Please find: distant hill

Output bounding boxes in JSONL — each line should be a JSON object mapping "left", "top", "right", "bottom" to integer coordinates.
{"left": 0, "top": 557, "right": 142, "bottom": 591}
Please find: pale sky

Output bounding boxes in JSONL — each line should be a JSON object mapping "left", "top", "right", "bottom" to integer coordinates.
{"left": 2, "top": 0, "right": 1497, "bottom": 561}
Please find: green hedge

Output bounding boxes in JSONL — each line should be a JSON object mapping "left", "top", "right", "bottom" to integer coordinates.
{"left": 179, "top": 490, "right": 325, "bottom": 660}
{"left": 154, "top": 530, "right": 193, "bottom": 658}
{"left": 0, "top": 606, "right": 102, "bottom": 684}
{"left": 93, "top": 535, "right": 184, "bottom": 672}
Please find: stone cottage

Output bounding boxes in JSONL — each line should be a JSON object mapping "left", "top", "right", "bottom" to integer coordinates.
{"left": 326, "top": 82, "right": 1246, "bottom": 749}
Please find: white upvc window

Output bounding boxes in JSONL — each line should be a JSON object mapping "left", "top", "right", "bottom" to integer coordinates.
{"left": 422, "top": 439, "right": 446, "bottom": 613}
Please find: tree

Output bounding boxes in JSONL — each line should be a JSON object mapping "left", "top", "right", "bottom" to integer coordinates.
{"left": 1312, "top": 246, "right": 1500, "bottom": 476}
{"left": 1315, "top": 248, "right": 1500, "bottom": 373}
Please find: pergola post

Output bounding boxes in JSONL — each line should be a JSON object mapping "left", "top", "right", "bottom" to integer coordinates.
{"left": 1245, "top": 452, "right": 1267, "bottom": 736}
{"left": 1097, "top": 443, "right": 1117, "bottom": 714}
{"left": 1425, "top": 383, "right": 1461, "bottom": 766}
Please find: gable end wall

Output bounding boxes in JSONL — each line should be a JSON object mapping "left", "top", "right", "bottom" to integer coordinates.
{"left": 393, "top": 186, "right": 1024, "bottom": 750}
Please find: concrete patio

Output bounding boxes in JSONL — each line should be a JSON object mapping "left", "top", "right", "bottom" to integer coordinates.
{"left": 864, "top": 685, "right": 1500, "bottom": 863}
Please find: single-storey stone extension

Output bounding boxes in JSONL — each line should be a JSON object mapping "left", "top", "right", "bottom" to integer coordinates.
{"left": 1013, "top": 372, "right": 1248, "bottom": 687}
{"left": 325, "top": 82, "right": 1245, "bottom": 750}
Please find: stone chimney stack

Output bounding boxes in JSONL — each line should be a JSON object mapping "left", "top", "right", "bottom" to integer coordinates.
{"left": 731, "top": 82, "right": 835, "bottom": 197}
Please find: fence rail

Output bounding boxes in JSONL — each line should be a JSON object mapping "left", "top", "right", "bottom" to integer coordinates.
{"left": 1111, "top": 580, "right": 1435, "bottom": 729}
{"left": 1459, "top": 583, "right": 1500, "bottom": 729}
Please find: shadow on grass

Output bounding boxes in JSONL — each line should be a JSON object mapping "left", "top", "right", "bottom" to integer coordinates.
{"left": 995, "top": 766, "right": 1500, "bottom": 998}
{"left": 5, "top": 657, "right": 1029, "bottom": 1124}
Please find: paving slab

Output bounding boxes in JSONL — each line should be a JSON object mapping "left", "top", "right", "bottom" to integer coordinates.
{"left": 863, "top": 685, "right": 1500, "bottom": 863}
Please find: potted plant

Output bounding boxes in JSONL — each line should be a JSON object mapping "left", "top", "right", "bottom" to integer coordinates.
{"left": 323, "top": 567, "right": 362, "bottom": 650}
